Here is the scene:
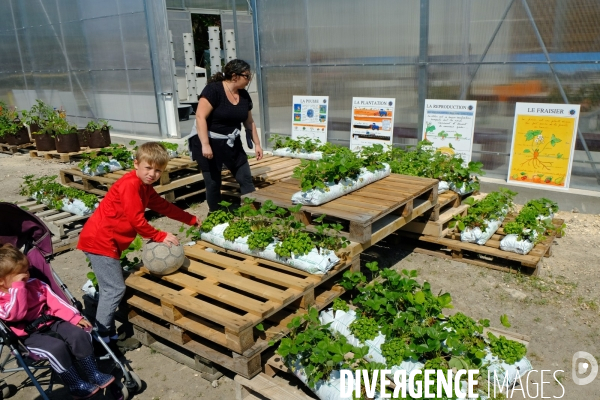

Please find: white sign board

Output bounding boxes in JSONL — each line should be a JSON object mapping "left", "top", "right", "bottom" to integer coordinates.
{"left": 422, "top": 99, "right": 477, "bottom": 164}
{"left": 507, "top": 102, "right": 580, "bottom": 190}
{"left": 350, "top": 97, "right": 395, "bottom": 151}
{"left": 291, "top": 95, "right": 329, "bottom": 142}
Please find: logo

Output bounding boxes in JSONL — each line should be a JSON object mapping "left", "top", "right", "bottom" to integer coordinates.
{"left": 572, "top": 351, "right": 598, "bottom": 385}
{"left": 468, "top": 105, "right": 473, "bottom": 110}
{"left": 388, "top": 101, "right": 393, "bottom": 106}
{"left": 569, "top": 109, "right": 576, "bottom": 115}
{"left": 323, "top": 99, "right": 327, "bottom": 103}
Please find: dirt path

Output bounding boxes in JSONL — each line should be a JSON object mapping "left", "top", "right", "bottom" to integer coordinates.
{"left": 1, "top": 152, "right": 599, "bottom": 399}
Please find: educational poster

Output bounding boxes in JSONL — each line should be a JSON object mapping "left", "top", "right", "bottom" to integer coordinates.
{"left": 291, "top": 95, "right": 329, "bottom": 142}
{"left": 422, "top": 99, "right": 477, "bottom": 164}
{"left": 507, "top": 103, "right": 580, "bottom": 190}
{"left": 350, "top": 97, "right": 395, "bottom": 151}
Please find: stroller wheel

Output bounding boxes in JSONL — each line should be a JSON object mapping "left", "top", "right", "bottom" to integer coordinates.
{"left": 124, "top": 371, "right": 142, "bottom": 392}
{"left": 0, "top": 383, "right": 12, "bottom": 399}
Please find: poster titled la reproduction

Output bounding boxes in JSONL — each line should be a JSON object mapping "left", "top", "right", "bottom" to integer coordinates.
{"left": 350, "top": 97, "right": 395, "bottom": 151}
{"left": 422, "top": 99, "right": 477, "bottom": 164}
{"left": 507, "top": 103, "right": 580, "bottom": 190}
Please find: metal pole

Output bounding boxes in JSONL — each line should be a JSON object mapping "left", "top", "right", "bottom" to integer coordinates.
{"left": 417, "top": 0, "right": 430, "bottom": 141}
{"left": 231, "top": 0, "right": 240, "bottom": 53}
{"left": 250, "top": 0, "right": 267, "bottom": 147}
{"left": 521, "top": 0, "right": 600, "bottom": 184}
{"left": 459, "top": 0, "right": 515, "bottom": 100}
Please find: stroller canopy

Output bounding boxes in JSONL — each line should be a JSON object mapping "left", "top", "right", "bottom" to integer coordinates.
{"left": 0, "top": 202, "right": 66, "bottom": 300}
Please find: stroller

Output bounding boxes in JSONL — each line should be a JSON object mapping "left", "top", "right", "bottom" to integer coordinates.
{"left": 0, "top": 202, "right": 141, "bottom": 399}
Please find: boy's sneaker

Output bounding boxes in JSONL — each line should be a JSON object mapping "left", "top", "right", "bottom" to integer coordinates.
{"left": 116, "top": 337, "right": 141, "bottom": 351}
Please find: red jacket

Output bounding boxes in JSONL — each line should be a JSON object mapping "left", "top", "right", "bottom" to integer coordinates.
{"left": 77, "top": 170, "right": 197, "bottom": 259}
{"left": 0, "top": 279, "right": 82, "bottom": 337}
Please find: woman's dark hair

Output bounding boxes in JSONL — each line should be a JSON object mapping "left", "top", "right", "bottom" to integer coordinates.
{"left": 208, "top": 59, "right": 251, "bottom": 83}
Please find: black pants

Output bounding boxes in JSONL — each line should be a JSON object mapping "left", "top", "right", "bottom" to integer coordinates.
{"left": 189, "top": 135, "right": 255, "bottom": 211}
{"left": 23, "top": 320, "right": 93, "bottom": 373}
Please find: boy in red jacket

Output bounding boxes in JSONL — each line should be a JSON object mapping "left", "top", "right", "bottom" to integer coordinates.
{"left": 78, "top": 142, "right": 199, "bottom": 346}
{"left": 0, "top": 243, "right": 114, "bottom": 399}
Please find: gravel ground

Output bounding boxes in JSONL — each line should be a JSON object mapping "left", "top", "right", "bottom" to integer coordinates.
{"left": 1, "top": 152, "right": 599, "bottom": 399}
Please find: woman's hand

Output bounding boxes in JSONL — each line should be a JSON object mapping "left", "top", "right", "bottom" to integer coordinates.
{"left": 202, "top": 143, "right": 213, "bottom": 160}
{"left": 254, "top": 144, "right": 263, "bottom": 161}
{"left": 162, "top": 232, "right": 180, "bottom": 247}
{"left": 77, "top": 319, "right": 93, "bottom": 329}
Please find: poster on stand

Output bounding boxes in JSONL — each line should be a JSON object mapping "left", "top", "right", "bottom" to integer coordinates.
{"left": 350, "top": 97, "right": 395, "bottom": 151}
{"left": 422, "top": 99, "right": 477, "bottom": 164}
{"left": 291, "top": 95, "right": 329, "bottom": 142}
{"left": 507, "top": 102, "right": 580, "bottom": 190}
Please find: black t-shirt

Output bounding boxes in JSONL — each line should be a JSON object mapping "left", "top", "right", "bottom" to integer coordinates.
{"left": 201, "top": 82, "right": 253, "bottom": 135}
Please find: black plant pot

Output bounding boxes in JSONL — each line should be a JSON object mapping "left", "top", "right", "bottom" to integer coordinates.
{"left": 33, "top": 132, "right": 56, "bottom": 151}
{"left": 77, "top": 129, "right": 90, "bottom": 148}
{"left": 88, "top": 128, "right": 111, "bottom": 149}
{"left": 55, "top": 132, "right": 80, "bottom": 153}
{"left": 5, "top": 126, "right": 31, "bottom": 146}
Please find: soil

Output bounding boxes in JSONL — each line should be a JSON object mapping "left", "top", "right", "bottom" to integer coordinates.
{"left": 1, "top": 151, "right": 600, "bottom": 399}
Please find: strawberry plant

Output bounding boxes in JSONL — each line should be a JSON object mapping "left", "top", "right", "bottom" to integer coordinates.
{"left": 386, "top": 140, "right": 483, "bottom": 193}
{"left": 20, "top": 174, "right": 99, "bottom": 211}
{"left": 503, "top": 198, "right": 557, "bottom": 243}
{"left": 451, "top": 188, "right": 516, "bottom": 232}
{"left": 487, "top": 332, "right": 527, "bottom": 364}
{"left": 349, "top": 316, "right": 380, "bottom": 342}
{"left": 78, "top": 143, "right": 134, "bottom": 173}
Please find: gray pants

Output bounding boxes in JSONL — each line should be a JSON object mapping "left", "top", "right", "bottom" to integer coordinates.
{"left": 84, "top": 252, "right": 124, "bottom": 337}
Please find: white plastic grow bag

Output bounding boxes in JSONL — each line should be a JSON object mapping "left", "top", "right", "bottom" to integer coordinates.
{"left": 499, "top": 234, "right": 535, "bottom": 255}
{"left": 460, "top": 217, "right": 503, "bottom": 245}
{"left": 273, "top": 147, "right": 323, "bottom": 160}
{"left": 291, "top": 164, "right": 391, "bottom": 206}
{"left": 319, "top": 309, "right": 424, "bottom": 376}
{"left": 81, "top": 159, "right": 124, "bottom": 176}
{"left": 438, "top": 181, "right": 450, "bottom": 194}
{"left": 200, "top": 223, "right": 339, "bottom": 274}
{"left": 33, "top": 192, "right": 98, "bottom": 216}
{"left": 287, "top": 358, "right": 383, "bottom": 400}
{"left": 449, "top": 181, "right": 475, "bottom": 196}
{"left": 166, "top": 149, "right": 179, "bottom": 158}
{"left": 60, "top": 197, "right": 98, "bottom": 216}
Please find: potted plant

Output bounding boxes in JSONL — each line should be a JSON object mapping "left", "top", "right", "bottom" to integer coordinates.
{"left": 2, "top": 108, "right": 31, "bottom": 146}
{"left": 51, "top": 114, "right": 80, "bottom": 153}
{"left": 85, "top": 119, "right": 112, "bottom": 149}
{"left": 22, "top": 100, "right": 56, "bottom": 151}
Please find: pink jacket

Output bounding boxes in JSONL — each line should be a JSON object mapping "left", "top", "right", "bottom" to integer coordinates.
{"left": 0, "top": 278, "right": 82, "bottom": 337}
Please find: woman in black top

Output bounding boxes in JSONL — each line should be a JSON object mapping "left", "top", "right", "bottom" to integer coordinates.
{"left": 189, "top": 59, "right": 263, "bottom": 212}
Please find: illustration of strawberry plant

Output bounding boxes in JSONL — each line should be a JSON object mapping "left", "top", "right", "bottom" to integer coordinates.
{"left": 437, "top": 130, "right": 448, "bottom": 140}
{"left": 454, "top": 133, "right": 462, "bottom": 141}
{"left": 424, "top": 122, "right": 436, "bottom": 141}
{"left": 520, "top": 130, "right": 562, "bottom": 170}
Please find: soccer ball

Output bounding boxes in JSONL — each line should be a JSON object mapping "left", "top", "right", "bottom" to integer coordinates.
{"left": 142, "top": 241, "right": 186, "bottom": 275}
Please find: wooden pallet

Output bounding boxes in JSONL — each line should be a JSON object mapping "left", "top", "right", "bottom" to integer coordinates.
{"left": 244, "top": 174, "right": 438, "bottom": 250}
{"left": 59, "top": 154, "right": 299, "bottom": 202}
{"left": 0, "top": 142, "right": 35, "bottom": 155}
{"left": 60, "top": 156, "right": 201, "bottom": 200}
{"left": 29, "top": 146, "right": 107, "bottom": 162}
{"left": 398, "top": 217, "right": 564, "bottom": 275}
{"left": 16, "top": 199, "right": 92, "bottom": 254}
{"left": 125, "top": 241, "right": 358, "bottom": 378}
{"left": 401, "top": 192, "right": 486, "bottom": 237}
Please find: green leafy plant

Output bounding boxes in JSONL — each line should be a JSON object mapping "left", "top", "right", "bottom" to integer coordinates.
{"left": 20, "top": 174, "right": 99, "bottom": 211}
{"left": 349, "top": 317, "right": 380, "bottom": 342}
{"left": 78, "top": 143, "right": 134, "bottom": 173}
{"left": 332, "top": 298, "right": 349, "bottom": 313}
{"left": 451, "top": 189, "right": 516, "bottom": 232}
{"left": 387, "top": 140, "right": 484, "bottom": 194}
{"left": 487, "top": 332, "right": 527, "bottom": 364}
{"left": 85, "top": 119, "right": 112, "bottom": 131}
{"left": 120, "top": 235, "right": 143, "bottom": 269}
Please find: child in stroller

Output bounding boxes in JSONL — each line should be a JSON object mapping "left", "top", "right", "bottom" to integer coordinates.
{"left": 0, "top": 243, "right": 115, "bottom": 399}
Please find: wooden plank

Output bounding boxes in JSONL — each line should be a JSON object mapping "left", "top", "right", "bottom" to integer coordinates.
{"left": 126, "top": 274, "right": 254, "bottom": 332}
{"left": 185, "top": 247, "right": 315, "bottom": 292}
{"left": 160, "top": 271, "right": 275, "bottom": 317}
{"left": 234, "top": 374, "right": 315, "bottom": 400}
